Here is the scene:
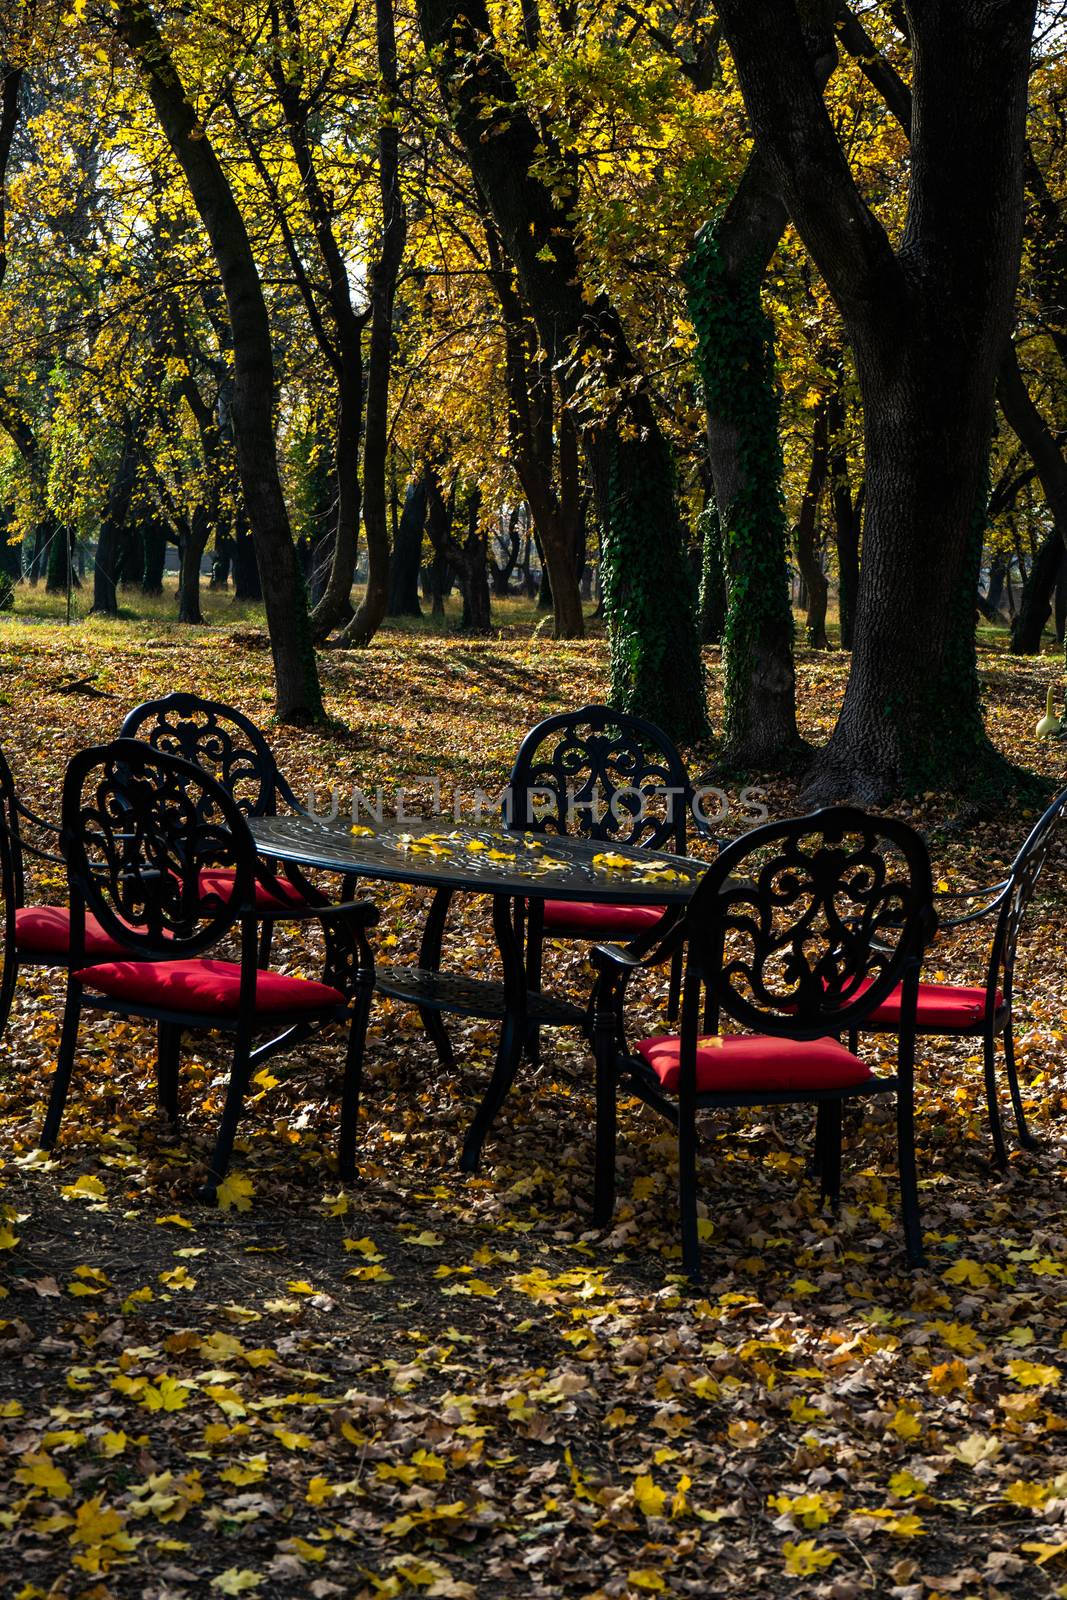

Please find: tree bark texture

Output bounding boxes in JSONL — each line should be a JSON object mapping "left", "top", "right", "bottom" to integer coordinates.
{"left": 336, "top": 0, "right": 407, "bottom": 648}
{"left": 795, "top": 398, "right": 830, "bottom": 648}
{"left": 387, "top": 473, "right": 426, "bottom": 616}
{"left": 116, "top": 0, "right": 323, "bottom": 722}
{"left": 717, "top": 0, "right": 1037, "bottom": 798}
{"left": 417, "top": 0, "right": 705, "bottom": 738}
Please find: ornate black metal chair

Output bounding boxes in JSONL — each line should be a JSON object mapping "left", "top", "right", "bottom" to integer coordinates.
{"left": 849, "top": 785, "right": 1067, "bottom": 1166}
{"left": 119, "top": 691, "right": 322, "bottom": 962}
{"left": 42, "top": 740, "right": 378, "bottom": 1195}
{"left": 0, "top": 741, "right": 159, "bottom": 1042}
{"left": 590, "top": 807, "right": 935, "bottom": 1279}
{"left": 505, "top": 705, "right": 708, "bottom": 1033}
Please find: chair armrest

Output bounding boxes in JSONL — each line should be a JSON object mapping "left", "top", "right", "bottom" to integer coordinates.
{"left": 592, "top": 914, "right": 686, "bottom": 976}
{"left": 265, "top": 897, "right": 379, "bottom": 929}
{"left": 689, "top": 817, "right": 726, "bottom": 851}
{"left": 17, "top": 799, "right": 61, "bottom": 835}
{"left": 935, "top": 880, "right": 1010, "bottom": 930}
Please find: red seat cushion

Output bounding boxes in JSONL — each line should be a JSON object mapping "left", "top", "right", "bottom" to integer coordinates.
{"left": 857, "top": 979, "right": 1003, "bottom": 1030}
{"left": 636, "top": 1033, "right": 873, "bottom": 1094}
{"left": 198, "top": 868, "right": 307, "bottom": 914}
{"left": 73, "top": 959, "right": 345, "bottom": 1018}
{"left": 542, "top": 900, "right": 668, "bottom": 937}
{"left": 15, "top": 906, "right": 142, "bottom": 961}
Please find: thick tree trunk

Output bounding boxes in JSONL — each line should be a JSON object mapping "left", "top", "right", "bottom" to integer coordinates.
{"left": 178, "top": 508, "right": 210, "bottom": 624}
{"left": 141, "top": 521, "right": 166, "bottom": 594}
{"left": 117, "top": 0, "right": 322, "bottom": 722}
{"left": 1010, "top": 529, "right": 1060, "bottom": 653}
{"left": 717, "top": 0, "right": 1037, "bottom": 797}
{"left": 450, "top": 490, "right": 491, "bottom": 634}
{"left": 425, "top": 469, "right": 453, "bottom": 620}
{"left": 233, "top": 516, "right": 262, "bottom": 602}
{"left": 485, "top": 216, "right": 585, "bottom": 638}
{"left": 386, "top": 474, "right": 426, "bottom": 617}
{"left": 418, "top": 0, "right": 702, "bottom": 736}
{"left": 688, "top": 206, "right": 801, "bottom": 761}
{"left": 686, "top": 21, "right": 837, "bottom": 763}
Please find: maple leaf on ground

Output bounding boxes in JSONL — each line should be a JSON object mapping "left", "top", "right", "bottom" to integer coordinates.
{"left": 783, "top": 1539, "right": 837, "bottom": 1575}
{"left": 216, "top": 1173, "right": 254, "bottom": 1213}
{"left": 211, "top": 1570, "right": 262, "bottom": 1594}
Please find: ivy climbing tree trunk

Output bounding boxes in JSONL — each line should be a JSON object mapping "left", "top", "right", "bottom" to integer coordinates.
{"left": 685, "top": 12, "right": 837, "bottom": 765}
{"left": 417, "top": 0, "right": 706, "bottom": 740}
{"left": 717, "top": 0, "right": 1038, "bottom": 799}
{"left": 115, "top": 0, "right": 323, "bottom": 723}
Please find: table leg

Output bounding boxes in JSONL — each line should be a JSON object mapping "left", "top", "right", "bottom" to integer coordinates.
{"left": 461, "top": 891, "right": 528, "bottom": 1172}
{"left": 418, "top": 886, "right": 456, "bottom": 1069}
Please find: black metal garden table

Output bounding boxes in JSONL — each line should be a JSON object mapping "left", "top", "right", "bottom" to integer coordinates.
{"left": 250, "top": 814, "right": 709, "bottom": 1170}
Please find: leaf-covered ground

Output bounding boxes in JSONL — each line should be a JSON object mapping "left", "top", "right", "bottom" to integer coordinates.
{"left": 1, "top": 614, "right": 1067, "bottom": 1600}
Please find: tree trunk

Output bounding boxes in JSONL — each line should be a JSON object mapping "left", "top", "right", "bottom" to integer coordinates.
{"left": 418, "top": 0, "right": 702, "bottom": 736}
{"left": 685, "top": 22, "right": 838, "bottom": 763}
{"left": 425, "top": 469, "right": 453, "bottom": 619}
{"left": 141, "top": 521, "right": 166, "bottom": 594}
{"left": 490, "top": 505, "right": 521, "bottom": 597}
{"left": 386, "top": 474, "right": 426, "bottom": 616}
{"left": 795, "top": 398, "right": 830, "bottom": 648}
{"left": 47, "top": 526, "right": 78, "bottom": 594}
{"left": 716, "top": 0, "right": 1037, "bottom": 798}
{"left": 92, "top": 427, "right": 138, "bottom": 617}
{"left": 688, "top": 206, "right": 801, "bottom": 761}
{"left": 1010, "top": 529, "right": 1060, "bottom": 653}
{"left": 335, "top": 0, "right": 407, "bottom": 649}
{"left": 233, "top": 516, "right": 262, "bottom": 602}
{"left": 449, "top": 489, "right": 491, "bottom": 634}
{"left": 116, "top": 0, "right": 322, "bottom": 722}
{"left": 997, "top": 345, "right": 1067, "bottom": 562}
{"left": 178, "top": 508, "right": 210, "bottom": 624}
{"left": 698, "top": 502, "right": 727, "bottom": 644}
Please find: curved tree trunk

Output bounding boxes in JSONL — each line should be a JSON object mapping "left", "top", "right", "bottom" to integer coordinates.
{"left": 386, "top": 473, "right": 426, "bottom": 617}
{"left": 717, "top": 0, "right": 1037, "bottom": 799}
{"left": 117, "top": 0, "right": 322, "bottom": 722}
{"left": 1010, "top": 530, "right": 1060, "bottom": 653}
{"left": 336, "top": 0, "right": 407, "bottom": 649}
{"left": 418, "top": 0, "right": 703, "bottom": 736}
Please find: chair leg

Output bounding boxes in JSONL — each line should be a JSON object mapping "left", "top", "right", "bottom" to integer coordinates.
{"left": 156, "top": 1023, "right": 181, "bottom": 1126}
{"left": 816, "top": 1101, "right": 842, "bottom": 1210}
{"left": 1002, "top": 1022, "right": 1038, "bottom": 1151}
{"left": 41, "top": 982, "right": 83, "bottom": 1150}
{"left": 678, "top": 1103, "right": 701, "bottom": 1283}
{"left": 666, "top": 948, "right": 682, "bottom": 1024}
{"left": 981, "top": 1029, "right": 1009, "bottom": 1169}
{"left": 257, "top": 919, "right": 274, "bottom": 969}
{"left": 202, "top": 1031, "right": 253, "bottom": 1200}
{"left": 525, "top": 920, "right": 543, "bottom": 1067}
{"left": 592, "top": 1036, "right": 618, "bottom": 1228}
{"left": 895, "top": 1084, "right": 925, "bottom": 1268}
{"left": 0, "top": 948, "right": 18, "bottom": 1042}
{"left": 339, "top": 984, "right": 374, "bottom": 1180}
